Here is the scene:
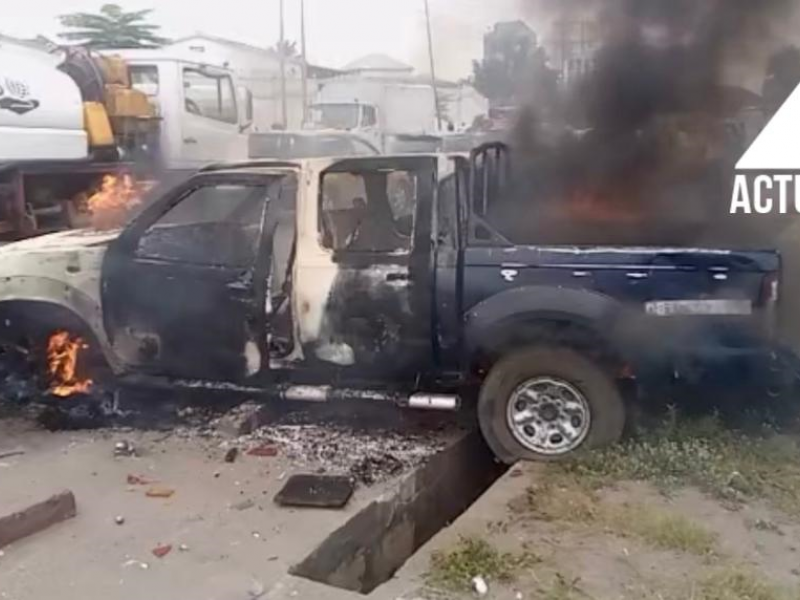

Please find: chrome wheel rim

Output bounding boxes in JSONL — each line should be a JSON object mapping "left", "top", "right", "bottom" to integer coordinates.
{"left": 506, "top": 377, "right": 591, "bottom": 456}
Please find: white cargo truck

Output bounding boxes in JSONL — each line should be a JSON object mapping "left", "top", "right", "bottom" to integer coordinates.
{"left": 0, "top": 43, "right": 253, "bottom": 239}
{"left": 308, "top": 78, "right": 439, "bottom": 153}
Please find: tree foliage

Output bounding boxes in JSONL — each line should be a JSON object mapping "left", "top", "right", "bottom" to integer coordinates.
{"left": 472, "top": 23, "right": 558, "bottom": 111}
{"left": 273, "top": 40, "right": 299, "bottom": 58}
{"left": 59, "top": 4, "right": 169, "bottom": 49}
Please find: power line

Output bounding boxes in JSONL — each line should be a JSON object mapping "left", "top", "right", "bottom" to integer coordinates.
{"left": 279, "top": 0, "right": 287, "bottom": 129}
{"left": 424, "top": 0, "right": 443, "bottom": 130}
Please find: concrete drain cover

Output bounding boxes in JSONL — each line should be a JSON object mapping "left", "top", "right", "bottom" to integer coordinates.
{"left": 275, "top": 475, "right": 355, "bottom": 509}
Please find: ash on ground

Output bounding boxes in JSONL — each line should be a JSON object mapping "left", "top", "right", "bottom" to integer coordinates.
{"left": 228, "top": 405, "right": 458, "bottom": 486}
{"left": 0, "top": 383, "right": 462, "bottom": 486}
{"left": 239, "top": 424, "right": 452, "bottom": 486}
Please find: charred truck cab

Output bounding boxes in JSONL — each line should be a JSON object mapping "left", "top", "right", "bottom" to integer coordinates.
{"left": 0, "top": 144, "right": 788, "bottom": 462}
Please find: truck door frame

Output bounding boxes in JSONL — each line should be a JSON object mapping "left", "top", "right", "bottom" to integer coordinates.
{"left": 290, "top": 156, "right": 437, "bottom": 382}
{"left": 101, "top": 170, "right": 292, "bottom": 382}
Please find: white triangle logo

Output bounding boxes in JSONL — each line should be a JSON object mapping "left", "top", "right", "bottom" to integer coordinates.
{"left": 737, "top": 83, "right": 800, "bottom": 170}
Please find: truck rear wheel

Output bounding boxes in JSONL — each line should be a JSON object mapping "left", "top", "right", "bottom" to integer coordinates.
{"left": 478, "top": 347, "right": 625, "bottom": 463}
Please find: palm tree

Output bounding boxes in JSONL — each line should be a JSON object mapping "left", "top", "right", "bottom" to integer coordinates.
{"left": 273, "top": 40, "right": 299, "bottom": 58}
{"left": 59, "top": 4, "right": 169, "bottom": 49}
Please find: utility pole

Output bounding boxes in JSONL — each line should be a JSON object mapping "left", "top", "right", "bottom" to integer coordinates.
{"left": 279, "top": 0, "right": 288, "bottom": 129}
{"left": 424, "top": 0, "right": 443, "bottom": 131}
{"left": 300, "top": 0, "right": 309, "bottom": 125}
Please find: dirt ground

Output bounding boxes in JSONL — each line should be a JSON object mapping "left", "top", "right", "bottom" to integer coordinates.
{"left": 394, "top": 441, "right": 800, "bottom": 600}
{"left": 5, "top": 400, "right": 800, "bottom": 600}
{"left": 0, "top": 402, "right": 460, "bottom": 600}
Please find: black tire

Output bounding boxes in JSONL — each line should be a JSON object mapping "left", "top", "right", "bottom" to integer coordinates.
{"left": 478, "top": 346, "right": 625, "bottom": 463}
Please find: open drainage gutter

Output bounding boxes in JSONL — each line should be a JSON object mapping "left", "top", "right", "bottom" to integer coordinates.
{"left": 291, "top": 430, "right": 507, "bottom": 595}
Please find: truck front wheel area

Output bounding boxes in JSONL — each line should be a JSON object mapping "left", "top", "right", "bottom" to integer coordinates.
{"left": 478, "top": 347, "right": 625, "bottom": 463}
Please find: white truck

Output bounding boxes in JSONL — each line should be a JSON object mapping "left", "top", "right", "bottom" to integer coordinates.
{"left": 0, "top": 43, "right": 253, "bottom": 239}
{"left": 308, "top": 78, "right": 439, "bottom": 153}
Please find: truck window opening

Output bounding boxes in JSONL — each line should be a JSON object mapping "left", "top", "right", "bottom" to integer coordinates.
{"left": 320, "top": 170, "right": 418, "bottom": 253}
{"left": 312, "top": 104, "right": 361, "bottom": 130}
{"left": 136, "top": 183, "right": 270, "bottom": 268}
{"left": 129, "top": 65, "right": 160, "bottom": 97}
{"left": 183, "top": 68, "right": 238, "bottom": 124}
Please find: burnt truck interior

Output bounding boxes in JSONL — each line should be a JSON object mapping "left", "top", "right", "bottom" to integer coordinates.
{"left": 311, "top": 157, "right": 435, "bottom": 378}
{"left": 101, "top": 155, "right": 442, "bottom": 390}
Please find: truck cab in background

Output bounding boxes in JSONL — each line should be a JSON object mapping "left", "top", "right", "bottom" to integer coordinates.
{"left": 121, "top": 53, "right": 253, "bottom": 171}
{"left": 307, "top": 102, "right": 384, "bottom": 152}
{"left": 306, "top": 77, "right": 443, "bottom": 154}
{"left": 0, "top": 44, "right": 253, "bottom": 239}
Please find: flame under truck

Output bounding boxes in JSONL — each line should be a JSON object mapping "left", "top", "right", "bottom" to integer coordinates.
{"left": 0, "top": 43, "right": 253, "bottom": 240}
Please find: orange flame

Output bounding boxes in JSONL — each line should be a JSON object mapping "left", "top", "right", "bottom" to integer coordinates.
{"left": 87, "top": 174, "right": 144, "bottom": 230}
{"left": 47, "top": 330, "right": 93, "bottom": 398}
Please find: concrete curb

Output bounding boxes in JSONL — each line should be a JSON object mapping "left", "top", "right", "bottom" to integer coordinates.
{"left": 0, "top": 491, "right": 77, "bottom": 549}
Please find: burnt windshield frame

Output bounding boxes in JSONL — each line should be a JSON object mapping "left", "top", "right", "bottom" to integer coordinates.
{"left": 115, "top": 172, "right": 289, "bottom": 260}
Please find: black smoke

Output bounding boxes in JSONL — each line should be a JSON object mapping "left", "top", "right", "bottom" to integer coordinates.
{"left": 494, "top": 0, "right": 799, "bottom": 246}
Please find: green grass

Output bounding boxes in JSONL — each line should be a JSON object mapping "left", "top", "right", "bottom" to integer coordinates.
{"left": 426, "top": 536, "right": 540, "bottom": 592}
{"left": 611, "top": 503, "right": 718, "bottom": 555}
{"left": 694, "top": 569, "right": 800, "bottom": 600}
{"left": 560, "top": 410, "right": 800, "bottom": 515}
{"left": 524, "top": 475, "right": 718, "bottom": 555}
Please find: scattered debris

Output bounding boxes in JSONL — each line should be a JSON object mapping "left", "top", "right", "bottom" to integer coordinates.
{"left": 152, "top": 544, "right": 172, "bottom": 558}
{"left": 179, "top": 543, "right": 190, "bottom": 552}
{"left": 145, "top": 487, "right": 175, "bottom": 499}
{"left": 114, "top": 515, "right": 125, "bottom": 525}
{"left": 754, "top": 519, "right": 785, "bottom": 536}
{"left": 472, "top": 575, "right": 489, "bottom": 596}
{"left": 274, "top": 474, "right": 355, "bottom": 509}
{"left": 224, "top": 447, "right": 239, "bottom": 463}
{"left": 122, "top": 559, "right": 150, "bottom": 570}
{"left": 248, "top": 579, "right": 266, "bottom": 599}
{"left": 127, "top": 474, "right": 152, "bottom": 486}
{"left": 349, "top": 453, "right": 404, "bottom": 486}
{"left": 232, "top": 499, "right": 256, "bottom": 512}
{"left": 0, "top": 448, "right": 25, "bottom": 460}
{"left": 247, "top": 444, "right": 279, "bottom": 458}
{"left": 114, "top": 440, "right": 136, "bottom": 457}
{"left": 212, "top": 401, "right": 265, "bottom": 437}
{"left": 0, "top": 490, "right": 77, "bottom": 549}
{"left": 509, "top": 469, "right": 523, "bottom": 479}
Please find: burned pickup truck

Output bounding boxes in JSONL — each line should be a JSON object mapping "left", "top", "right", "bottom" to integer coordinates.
{"left": 0, "top": 145, "right": 787, "bottom": 462}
